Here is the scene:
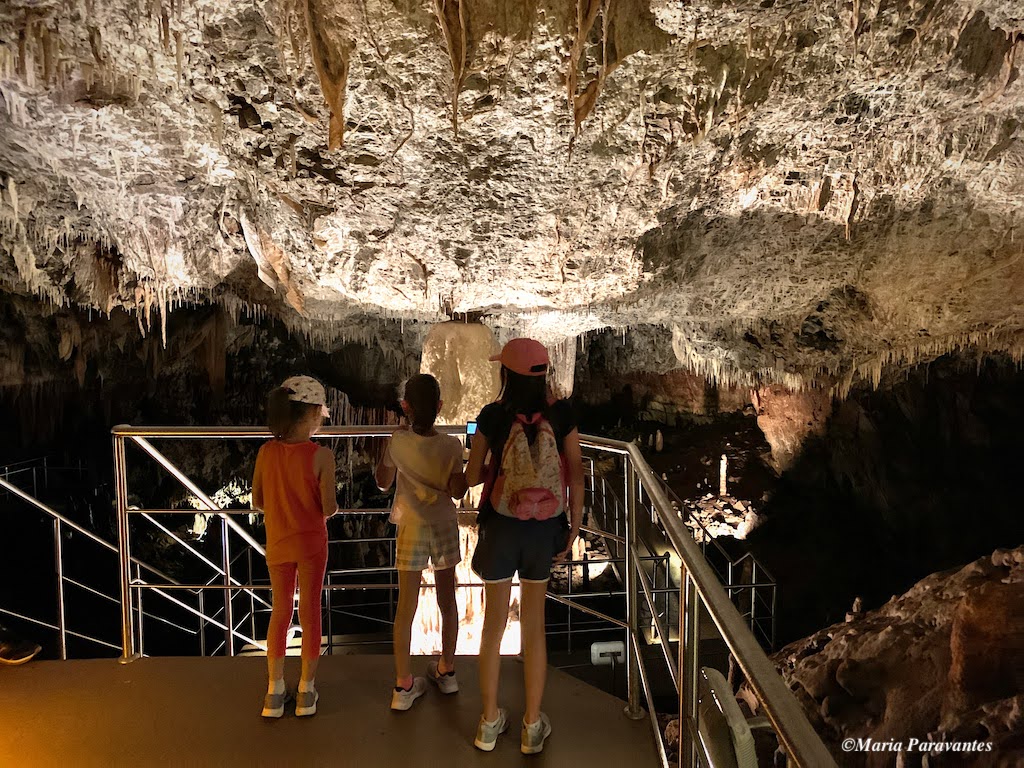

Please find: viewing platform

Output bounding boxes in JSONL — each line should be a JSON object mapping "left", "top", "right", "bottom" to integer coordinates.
{"left": 0, "top": 655, "right": 655, "bottom": 767}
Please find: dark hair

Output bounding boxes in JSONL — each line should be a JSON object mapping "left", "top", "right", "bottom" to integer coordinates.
{"left": 498, "top": 366, "right": 548, "bottom": 415}
{"left": 402, "top": 374, "right": 441, "bottom": 435}
{"left": 267, "top": 387, "right": 319, "bottom": 439}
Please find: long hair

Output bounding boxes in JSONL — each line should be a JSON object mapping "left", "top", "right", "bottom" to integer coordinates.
{"left": 402, "top": 373, "right": 441, "bottom": 435}
{"left": 267, "top": 388, "right": 319, "bottom": 439}
{"left": 497, "top": 366, "right": 549, "bottom": 415}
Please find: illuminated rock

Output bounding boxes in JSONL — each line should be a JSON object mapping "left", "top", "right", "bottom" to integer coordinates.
{"left": 419, "top": 322, "right": 500, "bottom": 426}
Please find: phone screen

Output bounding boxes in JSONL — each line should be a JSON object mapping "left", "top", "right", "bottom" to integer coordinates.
{"left": 466, "top": 421, "right": 477, "bottom": 435}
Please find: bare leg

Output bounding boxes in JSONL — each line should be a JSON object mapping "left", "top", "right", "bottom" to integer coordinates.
{"left": 433, "top": 565, "right": 458, "bottom": 673}
{"left": 520, "top": 580, "right": 549, "bottom": 724}
{"left": 393, "top": 569, "right": 424, "bottom": 684}
{"left": 480, "top": 579, "right": 513, "bottom": 722}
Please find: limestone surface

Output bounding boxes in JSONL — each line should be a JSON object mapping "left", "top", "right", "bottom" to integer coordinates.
{"left": 1, "top": 0, "right": 1022, "bottom": 386}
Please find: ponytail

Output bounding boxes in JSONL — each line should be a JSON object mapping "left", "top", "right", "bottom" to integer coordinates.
{"left": 401, "top": 374, "right": 441, "bottom": 436}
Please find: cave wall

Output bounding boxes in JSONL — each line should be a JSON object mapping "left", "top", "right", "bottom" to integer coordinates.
{"left": 746, "top": 352, "right": 1024, "bottom": 644}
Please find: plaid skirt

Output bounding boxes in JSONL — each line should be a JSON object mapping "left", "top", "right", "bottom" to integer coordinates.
{"left": 395, "top": 515, "right": 461, "bottom": 572}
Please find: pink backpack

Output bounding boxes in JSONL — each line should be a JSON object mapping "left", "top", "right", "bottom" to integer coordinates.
{"left": 489, "top": 413, "right": 566, "bottom": 520}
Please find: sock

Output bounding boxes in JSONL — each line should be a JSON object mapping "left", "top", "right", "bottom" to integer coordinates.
{"left": 268, "top": 678, "right": 285, "bottom": 696}
{"left": 298, "top": 679, "right": 315, "bottom": 693}
{"left": 436, "top": 660, "right": 455, "bottom": 676}
{"left": 395, "top": 674, "right": 414, "bottom": 691}
{"left": 482, "top": 713, "right": 501, "bottom": 726}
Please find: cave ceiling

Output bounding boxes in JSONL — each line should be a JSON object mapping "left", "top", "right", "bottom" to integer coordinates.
{"left": 0, "top": 0, "right": 1022, "bottom": 387}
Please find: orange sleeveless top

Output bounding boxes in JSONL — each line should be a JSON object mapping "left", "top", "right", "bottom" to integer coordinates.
{"left": 257, "top": 440, "right": 327, "bottom": 563}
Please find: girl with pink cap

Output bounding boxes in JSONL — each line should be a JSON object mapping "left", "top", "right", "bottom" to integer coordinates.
{"left": 466, "top": 338, "right": 585, "bottom": 754}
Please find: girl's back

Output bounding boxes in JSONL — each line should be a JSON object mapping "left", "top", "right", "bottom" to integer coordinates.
{"left": 257, "top": 440, "right": 325, "bottom": 559}
{"left": 388, "top": 429, "right": 463, "bottom": 524}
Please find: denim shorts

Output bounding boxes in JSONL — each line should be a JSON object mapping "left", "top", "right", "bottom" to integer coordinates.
{"left": 471, "top": 514, "right": 569, "bottom": 582}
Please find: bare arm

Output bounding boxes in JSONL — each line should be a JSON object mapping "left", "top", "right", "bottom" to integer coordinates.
{"left": 465, "top": 433, "right": 490, "bottom": 487}
{"left": 554, "top": 429, "right": 585, "bottom": 562}
{"left": 374, "top": 437, "right": 397, "bottom": 491}
{"left": 315, "top": 446, "right": 339, "bottom": 517}
{"left": 448, "top": 468, "right": 469, "bottom": 500}
{"left": 251, "top": 448, "right": 264, "bottom": 512}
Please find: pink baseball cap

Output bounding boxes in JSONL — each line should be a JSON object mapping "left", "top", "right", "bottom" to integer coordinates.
{"left": 490, "top": 338, "right": 550, "bottom": 376}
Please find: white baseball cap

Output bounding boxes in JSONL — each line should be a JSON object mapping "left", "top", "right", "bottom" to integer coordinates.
{"left": 280, "top": 375, "right": 330, "bottom": 418}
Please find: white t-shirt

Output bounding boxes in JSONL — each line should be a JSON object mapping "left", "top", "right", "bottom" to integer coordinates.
{"left": 385, "top": 430, "right": 464, "bottom": 524}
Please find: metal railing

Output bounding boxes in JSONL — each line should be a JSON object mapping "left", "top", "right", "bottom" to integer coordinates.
{"left": 108, "top": 425, "right": 834, "bottom": 767}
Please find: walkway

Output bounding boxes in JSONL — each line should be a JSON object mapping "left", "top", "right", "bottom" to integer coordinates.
{"left": 0, "top": 655, "right": 656, "bottom": 767}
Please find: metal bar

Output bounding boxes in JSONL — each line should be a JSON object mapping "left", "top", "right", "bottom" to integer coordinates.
{"left": 0, "top": 607, "right": 123, "bottom": 653}
{"left": 127, "top": 436, "right": 266, "bottom": 557}
{"left": 623, "top": 459, "right": 643, "bottom": 720}
{"left": 198, "top": 591, "right": 207, "bottom": 656}
{"left": 113, "top": 434, "right": 136, "bottom": 663}
{"left": 634, "top": 557, "right": 678, "bottom": 688}
{"left": 626, "top": 443, "right": 836, "bottom": 767}
{"left": 135, "top": 563, "right": 145, "bottom": 656}
{"left": 140, "top": 513, "right": 271, "bottom": 609}
{"left": 0, "top": 476, "right": 176, "bottom": 584}
{"left": 629, "top": 631, "right": 670, "bottom": 768}
{"left": 53, "top": 518, "right": 67, "bottom": 660}
{"left": 137, "top": 584, "right": 266, "bottom": 651}
{"left": 222, "top": 518, "right": 234, "bottom": 657}
{"left": 544, "top": 593, "right": 627, "bottom": 628}
{"left": 679, "top": 571, "right": 699, "bottom": 768}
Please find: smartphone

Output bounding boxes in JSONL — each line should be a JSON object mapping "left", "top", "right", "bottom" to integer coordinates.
{"left": 466, "top": 420, "right": 477, "bottom": 449}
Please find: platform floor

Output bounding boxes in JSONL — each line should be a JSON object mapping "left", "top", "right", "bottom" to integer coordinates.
{"left": 0, "top": 655, "right": 656, "bottom": 767}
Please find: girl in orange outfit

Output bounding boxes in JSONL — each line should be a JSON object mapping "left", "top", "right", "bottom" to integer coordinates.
{"left": 252, "top": 376, "right": 338, "bottom": 718}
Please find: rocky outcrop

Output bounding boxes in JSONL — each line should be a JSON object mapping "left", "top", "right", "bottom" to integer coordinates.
{"left": 751, "top": 385, "right": 831, "bottom": 472}
{"left": 757, "top": 547, "right": 1024, "bottom": 767}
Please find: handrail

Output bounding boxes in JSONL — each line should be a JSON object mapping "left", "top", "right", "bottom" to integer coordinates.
{"left": 107, "top": 424, "right": 833, "bottom": 767}
{"left": 625, "top": 442, "right": 836, "bottom": 767}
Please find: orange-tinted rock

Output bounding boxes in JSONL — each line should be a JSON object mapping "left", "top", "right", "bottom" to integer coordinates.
{"left": 948, "top": 582, "right": 1024, "bottom": 712}
{"left": 751, "top": 385, "right": 831, "bottom": 472}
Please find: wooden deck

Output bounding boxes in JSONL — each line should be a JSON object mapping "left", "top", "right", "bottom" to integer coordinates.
{"left": 0, "top": 655, "right": 657, "bottom": 767}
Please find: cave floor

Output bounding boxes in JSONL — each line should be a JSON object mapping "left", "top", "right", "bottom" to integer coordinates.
{"left": 0, "top": 654, "right": 656, "bottom": 767}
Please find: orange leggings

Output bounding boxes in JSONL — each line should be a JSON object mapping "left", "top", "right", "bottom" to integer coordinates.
{"left": 266, "top": 548, "right": 328, "bottom": 662}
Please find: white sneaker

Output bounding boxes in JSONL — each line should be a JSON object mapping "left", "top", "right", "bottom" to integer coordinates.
{"left": 474, "top": 708, "right": 509, "bottom": 751}
{"left": 521, "top": 712, "right": 552, "bottom": 754}
{"left": 427, "top": 660, "right": 459, "bottom": 694}
{"left": 261, "top": 690, "right": 289, "bottom": 718}
{"left": 390, "top": 677, "right": 427, "bottom": 711}
{"left": 295, "top": 688, "right": 319, "bottom": 717}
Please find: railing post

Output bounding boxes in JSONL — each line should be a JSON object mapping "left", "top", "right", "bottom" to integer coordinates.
{"left": 222, "top": 517, "right": 235, "bottom": 657}
{"left": 623, "top": 458, "right": 644, "bottom": 720}
{"left": 135, "top": 563, "right": 145, "bottom": 656}
{"left": 113, "top": 431, "right": 137, "bottom": 663}
{"left": 53, "top": 518, "right": 67, "bottom": 660}
{"left": 198, "top": 591, "right": 207, "bottom": 657}
{"left": 679, "top": 572, "right": 700, "bottom": 768}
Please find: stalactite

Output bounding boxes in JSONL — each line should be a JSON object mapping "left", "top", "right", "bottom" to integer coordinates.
{"left": 433, "top": 0, "right": 469, "bottom": 135}
{"left": 303, "top": 0, "right": 352, "bottom": 150}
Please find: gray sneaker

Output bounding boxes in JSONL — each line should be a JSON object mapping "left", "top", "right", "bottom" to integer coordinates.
{"left": 390, "top": 677, "right": 427, "bottom": 711}
{"left": 427, "top": 660, "right": 459, "bottom": 694}
{"left": 295, "top": 688, "right": 319, "bottom": 717}
{"left": 261, "top": 690, "right": 289, "bottom": 718}
{"left": 474, "top": 708, "right": 509, "bottom": 752}
{"left": 521, "top": 712, "right": 552, "bottom": 755}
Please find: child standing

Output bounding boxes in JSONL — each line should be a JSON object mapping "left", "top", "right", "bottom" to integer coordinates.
{"left": 375, "top": 373, "right": 468, "bottom": 711}
{"left": 466, "top": 338, "right": 585, "bottom": 754}
{"left": 252, "top": 376, "right": 338, "bottom": 718}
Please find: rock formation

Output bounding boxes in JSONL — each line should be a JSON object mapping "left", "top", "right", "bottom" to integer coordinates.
{"left": 1, "top": 0, "right": 1021, "bottom": 392}
{"left": 756, "top": 546, "right": 1024, "bottom": 767}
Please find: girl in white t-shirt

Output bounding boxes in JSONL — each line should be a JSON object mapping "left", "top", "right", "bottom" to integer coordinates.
{"left": 375, "top": 373, "right": 468, "bottom": 711}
